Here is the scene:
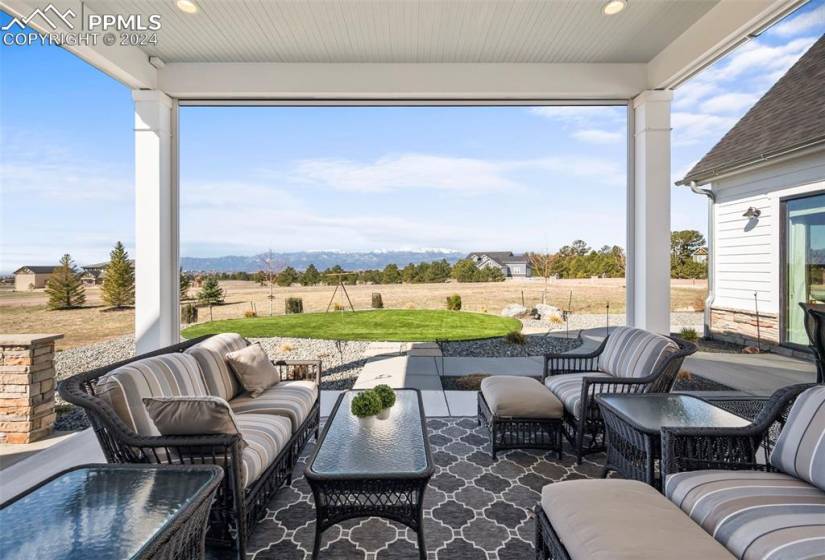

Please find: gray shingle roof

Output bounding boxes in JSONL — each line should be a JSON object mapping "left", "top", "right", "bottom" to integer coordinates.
{"left": 468, "top": 252, "right": 514, "bottom": 266}
{"left": 678, "top": 33, "right": 825, "bottom": 186}
{"left": 14, "top": 266, "right": 57, "bottom": 274}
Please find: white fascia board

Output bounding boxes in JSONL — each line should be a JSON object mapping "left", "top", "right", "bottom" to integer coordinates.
{"left": 157, "top": 63, "right": 647, "bottom": 101}
{"left": 648, "top": 0, "right": 805, "bottom": 90}
{"left": 0, "top": 0, "right": 156, "bottom": 89}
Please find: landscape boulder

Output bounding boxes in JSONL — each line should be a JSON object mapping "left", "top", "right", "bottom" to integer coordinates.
{"left": 501, "top": 304, "right": 529, "bottom": 318}
{"left": 535, "top": 304, "right": 564, "bottom": 322}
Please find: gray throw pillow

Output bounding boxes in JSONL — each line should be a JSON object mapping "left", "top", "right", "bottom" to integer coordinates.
{"left": 225, "top": 342, "right": 280, "bottom": 397}
{"left": 143, "top": 395, "right": 244, "bottom": 446}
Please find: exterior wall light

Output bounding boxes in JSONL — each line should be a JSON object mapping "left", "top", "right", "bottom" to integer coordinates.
{"left": 603, "top": 0, "right": 627, "bottom": 15}
{"left": 743, "top": 207, "right": 762, "bottom": 219}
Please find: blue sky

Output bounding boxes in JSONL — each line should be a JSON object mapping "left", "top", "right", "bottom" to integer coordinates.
{"left": 1, "top": 2, "right": 824, "bottom": 271}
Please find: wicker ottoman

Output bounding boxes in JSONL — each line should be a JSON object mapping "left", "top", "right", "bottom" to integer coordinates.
{"left": 477, "top": 376, "right": 564, "bottom": 459}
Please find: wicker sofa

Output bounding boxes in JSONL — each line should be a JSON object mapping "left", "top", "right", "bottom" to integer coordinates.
{"left": 542, "top": 327, "right": 696, "bottom": 462}
{"left": 535, "top": 383, "right": 824, "bottom": 560}
{"left": 58, "top": 333, "right": 321, "bottom": 556}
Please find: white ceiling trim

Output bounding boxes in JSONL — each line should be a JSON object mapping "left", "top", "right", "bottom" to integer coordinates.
{"left": 158, "top": 62, "right": 648, "bottom": 100}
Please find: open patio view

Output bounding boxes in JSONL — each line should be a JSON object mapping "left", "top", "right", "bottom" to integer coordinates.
{"left": 1, "top": 1, "right": 824, "bottom": 560}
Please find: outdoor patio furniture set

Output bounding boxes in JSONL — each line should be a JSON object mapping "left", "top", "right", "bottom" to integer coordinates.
{"left": 50, "top": 325, "right": 823, "bottom": 559}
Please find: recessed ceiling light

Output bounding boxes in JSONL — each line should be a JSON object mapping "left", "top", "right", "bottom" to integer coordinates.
{"left": 176, "top": 0, "right": 199, "bottom": 14}
{"left": 603, "top": 0, "right": 627, "bottom": 15}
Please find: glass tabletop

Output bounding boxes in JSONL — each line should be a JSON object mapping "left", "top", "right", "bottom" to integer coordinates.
{"left": 598, "top": 394, "right": 752, "bottom": 434}
{"left": 309, "top": 390, "right": 430, "bottom": 477}
{"left": 0, "top": 466, "right": 217, "bottom": 560}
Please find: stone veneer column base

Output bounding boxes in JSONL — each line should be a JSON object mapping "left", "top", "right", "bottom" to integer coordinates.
{"left": 709, "top": 306, "right": 780, "bottom": 348}
{"left": 0, "top": 334, "right": 63, "bottom": 444}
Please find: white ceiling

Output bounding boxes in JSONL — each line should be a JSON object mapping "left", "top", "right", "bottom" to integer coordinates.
{"left": 78, "top": 0, "right": 718, "bottom": 64}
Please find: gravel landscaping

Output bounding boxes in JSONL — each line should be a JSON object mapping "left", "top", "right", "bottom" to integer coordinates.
{"left": 441, "top": 332, "right": 581, "bottom": 357}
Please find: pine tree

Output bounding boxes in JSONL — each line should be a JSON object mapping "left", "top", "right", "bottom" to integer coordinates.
{"left": 101, "top": 242, "right": 135, "bottom": 309}
{"left": 180, "top": 269, "right": 193, "bottom": 300}
{"left": 301, "top": 264, "right": 321, "bottom": 286}
{"left": 45, "top": 254, "right": 86, "bottom": 310}
{"left": 197, "top": 275, "right": 225, "bottom": 305}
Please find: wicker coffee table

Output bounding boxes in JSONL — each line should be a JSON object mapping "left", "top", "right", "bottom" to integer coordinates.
{"left": 0, "top": 464, "right": 223, "bottom": 560}
{"left": 305, "top": 389, "right": 433, "bottom": 559}
{"left": 597, "top": 394, "right": 750, "bottom": 489}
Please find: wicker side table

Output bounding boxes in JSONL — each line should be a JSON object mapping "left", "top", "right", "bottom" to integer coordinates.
{"left": 596, "top": 394, "right": 750, "bottom": 489}
{"left": 0, "top": 464, "right": 223, "bottom": 560}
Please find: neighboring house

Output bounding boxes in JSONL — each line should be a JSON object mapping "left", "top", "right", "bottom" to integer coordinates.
{"left": 691, "top": 247, "right": 708, "bottom": 264}
{"left": 678, "top": 35, "right": 825, "bottom": 355}
{"left": 80, "top": 269, "right": 103, "bottom": 286}
{"left": 81, "top": 260, "right": 135, "bottom": 286}
{"left": 468, "top": 251, "right": 532, "bottom": 278}
{"left": 13, "top": 266, "right": 55, "bottom": 291}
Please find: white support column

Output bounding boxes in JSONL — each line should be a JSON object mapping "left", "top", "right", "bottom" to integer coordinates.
{"left": 629, "top": 90, "right": 672, "bottom": 334}
{"left": 133, "top": 90, "right": 179, "bottom": 354}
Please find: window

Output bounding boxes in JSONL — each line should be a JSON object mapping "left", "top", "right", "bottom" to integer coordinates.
{"left": 784, "top": 192, "right": 825, "bottom": 345}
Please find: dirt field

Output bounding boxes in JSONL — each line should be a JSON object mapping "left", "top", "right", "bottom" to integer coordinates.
{"left": 0, "top": 278, "right": 707, "bottom": 350}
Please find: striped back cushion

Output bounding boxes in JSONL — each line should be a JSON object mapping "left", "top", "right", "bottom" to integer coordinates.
{"left": 598, "top": 327, "right": 679, "bottom": 379}
{"left": 770, "top": 385, "right": 825, "bottom": 490}
{"left": 185, "top": 333, "right": 248, "bottom": 400}
{"left": 96, "top": 353, "right": 209, "bottom": 436}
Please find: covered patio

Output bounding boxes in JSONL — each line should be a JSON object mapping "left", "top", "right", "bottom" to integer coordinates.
{"left": 2, "top": 0, "right": 806, "bottom": 353}
{"left": 2, "top": 1, "right": 822, "bottom": 560}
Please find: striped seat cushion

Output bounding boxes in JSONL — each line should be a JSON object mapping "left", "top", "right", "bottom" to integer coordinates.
{"left": 665, "top": 470, "right": 825, "bottom": 560}
{"left": 598, "top": 327, "right": 679, "bottom": 379}
{"left": 185, "top": 333, "right": 248, "bottom": 401}
{"left": 235, "top": 413, "right": 291, "bottom": 489}
{"left": 544, "top": 372, "right": 612, "bottom": 418}
{"left": 769, "top": 385, "right": 825, "bottom": 490}
{"left": 96, "top": 353, "right": 209, "bottom": 436}
{"left": 230, "top": 380, "right": 318, "bottom": 433}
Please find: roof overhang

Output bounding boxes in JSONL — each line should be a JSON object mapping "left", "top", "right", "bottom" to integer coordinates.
{"left": 677, "top": 138, "right": 825, "bottom": 187}
{"left": 0, "top": 0, "right": 805, "bottom": 100}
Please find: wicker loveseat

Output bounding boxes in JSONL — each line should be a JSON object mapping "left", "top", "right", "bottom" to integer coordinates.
{"left": 535, "top": 383, "right": 824, "bottom": 560}
{"left": 542, "top": 327, "right": 696, "bottom": 462}
{"left": 58, "top": 333, "right": 321, "bottom": 556}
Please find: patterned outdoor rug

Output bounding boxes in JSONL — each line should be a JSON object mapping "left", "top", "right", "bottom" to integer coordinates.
{"left": 241, "top": 417, "right": 606, "bottom": 559}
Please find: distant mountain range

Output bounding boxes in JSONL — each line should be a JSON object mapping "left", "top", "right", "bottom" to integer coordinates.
{"left": 180, "top": 250, "right": 466, "bottom": 273}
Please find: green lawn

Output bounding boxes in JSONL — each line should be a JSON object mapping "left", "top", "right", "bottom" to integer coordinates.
{"left": 181, "top": 309, "right": 521, "bottom": 342}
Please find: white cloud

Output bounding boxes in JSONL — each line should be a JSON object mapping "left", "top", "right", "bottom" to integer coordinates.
{"left": 699, "top": 92, "right": 759, "bottom": 114}
{"left": 572, "top": 129, "right": 623, "bottom": 144}
{"left": 706, "top": 36, "right": 817, "bottom": 82}
{"left": 671, "top": 112, "right": 738, "bottom": 147}
{"left": 0, "top": 128, "right": 131, "bottom": 201}
{"left": 772, "top": 4, "right": 825, "bottom": 37}
{"left": 528, "top": 105, "right": 625, "bottom": 124}
{"left": 673, "top": 80, "right": 719, "bottom": 110}
{"left": 289, "top": 153, "right": 520, "bottom": 194}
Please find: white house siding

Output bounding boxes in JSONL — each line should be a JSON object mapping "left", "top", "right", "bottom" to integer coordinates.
{"left": 709, "top": 150, "right": 825, "bottom": 344}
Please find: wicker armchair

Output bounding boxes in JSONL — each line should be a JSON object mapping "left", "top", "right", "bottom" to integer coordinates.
{"left": 543, "top": 333, "right": 696, "bottom": 462}
{"left": 800, "top": 303, "right": 825, "bottom": 383}
{"left": 58, "top": 335, "right": 322, "bottom": 557}
{"left": 661, "top": 383, "right": 814, "bottom": 478}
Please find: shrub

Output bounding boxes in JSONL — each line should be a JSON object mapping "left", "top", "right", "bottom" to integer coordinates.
{"left": 181, "top": 303, "right": 198, "bottom": 324}
{"left": 371, "top": 293, "right": 384, "bottom": 309}
{"left": 285, "top": 297, "right": 303, "bottom": 314}
{"left": 505, "top": 330, "right": 526, "bottom": 345}
{"left": 351, "top": 390, "right": 382, "bottom": 417}
{"left": 680, "top": 327, "right": 698, "bottom": 341}
{"left": 446, "top": 294, "right": 462, "bottom": 311}
{"left": 455, "top": 373, "right": 490, "bottom": 391}
{"left": 404, "top": 302, "right": 416, "bottom": 309}
{"left": 333, "top": 303, "right": 344, "bottom": 311}
{"left": 373, "top": 384, "right": 396, "bottom": 408}
{"left": 244, "top": 310, "right": 258, "bottom": 318}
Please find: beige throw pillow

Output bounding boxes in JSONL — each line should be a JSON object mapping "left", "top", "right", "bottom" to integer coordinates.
{"left": 225, "top": 342, "right": 280, "bottom": 397}
{"left": 143, "top": 396, "right": 244, "bottom": 446}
